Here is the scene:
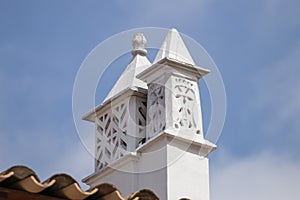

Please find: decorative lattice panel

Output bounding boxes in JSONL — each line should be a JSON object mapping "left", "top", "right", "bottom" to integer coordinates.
{"left": 95, "top": 102, "right": 129, "bottom": 170}
{"left": 136, "top": 97, "right": 147, "bottom": 147}
{"left": 95, "top": 96, "right": 147, "bottom": 171}
{"left": 145, "top": 76, "right": 202, "bottom": 140}
{"left": 147, "top": 83, "right": 166, "bottom": 138}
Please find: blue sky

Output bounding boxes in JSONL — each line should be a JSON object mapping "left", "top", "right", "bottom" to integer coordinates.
{"left": 1, "top": 1, "right": 300, "bottom": 199}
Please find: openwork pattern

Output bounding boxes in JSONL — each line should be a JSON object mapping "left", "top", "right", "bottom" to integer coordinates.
{"left": 95, "top": 96, "right": 147, "bottom": 171}
{"left": 147, "top": 83, "right": 166, "bottom": 138}
{"left": 95, "top": 102, "right": 129, "bottom": 170}
{"left": 173, "top": 78, "right": 197, "bottom": 129}
{"left": 136, "top": 98, "right": 147, "bottom": 147}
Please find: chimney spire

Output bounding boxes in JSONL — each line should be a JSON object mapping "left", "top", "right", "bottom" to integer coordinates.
{"left": 153, "top": 28, "right": 195, "bottom": 65}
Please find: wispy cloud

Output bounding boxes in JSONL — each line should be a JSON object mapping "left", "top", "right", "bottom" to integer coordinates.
{"left": 0, "top": 128, "right": 93, "bottom": 187}
{"left": 211, "top": 150, "right": 300, "bottom": 200}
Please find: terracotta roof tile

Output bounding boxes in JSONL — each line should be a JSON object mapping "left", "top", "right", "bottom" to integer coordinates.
{"left": 0, "top": 165, "right": 159, "bottom": 200}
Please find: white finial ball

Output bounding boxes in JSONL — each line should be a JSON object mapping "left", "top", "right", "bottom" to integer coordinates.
{"left": 132, "top": 33, "right": 147, "bottom": 56}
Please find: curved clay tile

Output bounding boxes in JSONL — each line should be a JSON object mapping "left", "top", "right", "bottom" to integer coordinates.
{"left": 126, "top": 189, "right": 159, "bottom": 200}
{"left": 11, "top": 175, "right": 56, "bottom": 193}
{"left": 85, "top": 183, "right": 124, "bottom": 200}
{"left": 99, "top": 190, "right": 124, "bottom": 200}
{"left": 43, "top": 173, "right": 97, "bottom": 199}
{"left": 0, "top": 171, "right": 14, "bottom": 183}
{"left": 2, "top": 165, "right": 38, "bottom": 181}
{"left": 0, "top": 165, "right": 56, "bottom": 193}
{"left": 0, "top": 166, "right": 157, "bottom": 200}
{"left": 45, "top": 173, "right": 77, "bottom": 192}
{"left": 0, "top": 165, "right": 40, "bottom": 187}
{"left": 93, "top": 183, "right": 117, "bottom": 195}
{"left": 58, "top": 182, "right": 98, "bottom": 199}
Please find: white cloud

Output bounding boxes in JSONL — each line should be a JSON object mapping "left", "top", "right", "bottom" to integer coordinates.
{"left": 0, "top": 128, "right": 94, "bottom": 188}
{"left": 45, "top": 141, "right": 94, "bottom": 189}
{"left": 211, "top": 151, "right": 300, "bottom": 200}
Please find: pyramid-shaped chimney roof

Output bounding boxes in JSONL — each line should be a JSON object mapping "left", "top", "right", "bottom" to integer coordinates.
{"left": 153, "top": 28, "right": 195, "bottom": 65}
{"left": 103, "top": 33, "right": 151, "bottom": 102}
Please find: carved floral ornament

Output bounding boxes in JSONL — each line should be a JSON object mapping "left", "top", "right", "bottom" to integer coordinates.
{"left": 173, "top": 78, "right": 197, "bottom": 130}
